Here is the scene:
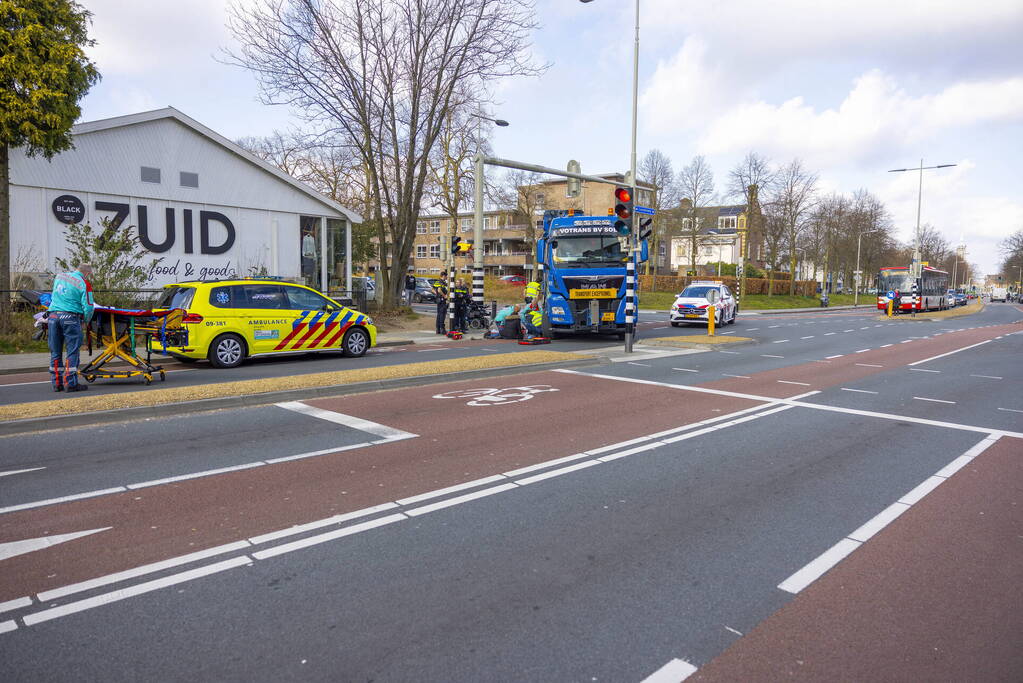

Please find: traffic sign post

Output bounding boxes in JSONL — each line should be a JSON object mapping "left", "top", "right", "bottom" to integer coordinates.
{"left": 705, "top": 288, "right": 720, "bottom": 337}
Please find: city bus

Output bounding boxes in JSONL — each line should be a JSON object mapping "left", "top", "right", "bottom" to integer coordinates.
{"left": 876, "top": 265, "right": 950, "bottom": 312}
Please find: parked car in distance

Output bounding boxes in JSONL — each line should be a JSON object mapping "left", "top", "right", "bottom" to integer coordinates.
{"left": 412, "top": 277, "right": 441, "bottom": 303}
{"left": 351, "top": 276, "right": 376, "bottom": 301}
{"left": 954, "top": 291, "right": 967, "bottom": 306}
{"left": 498, "top": 275, "right": 527, "bottom": 286}
{"left": 670, "top": 281, "right": 738, "bottom": 327}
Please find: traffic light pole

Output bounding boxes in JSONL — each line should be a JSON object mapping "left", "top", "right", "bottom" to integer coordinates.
{"left": 472, "top": 152, "right": 485, "bottom": 306}
{"left": 625, "top": 0, "right": 640, "bottom": 354}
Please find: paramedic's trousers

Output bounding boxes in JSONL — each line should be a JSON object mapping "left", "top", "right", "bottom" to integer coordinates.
{"left": 48, "top": 312, "right": 84, "bottom": 389}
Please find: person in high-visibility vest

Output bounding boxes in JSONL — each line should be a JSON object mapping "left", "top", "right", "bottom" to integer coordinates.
{"left": 521, "top": 300, "right": 543, "bottom": 340}
{"left": 524, "top": 280, "right": 540, "bottom": 303}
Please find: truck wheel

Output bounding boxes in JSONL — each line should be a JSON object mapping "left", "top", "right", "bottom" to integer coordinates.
{"left": 208, "top": 333, "right": 246, "bottom": 368}
{"left": 341, "top": 327, "right": 370, "bottom": 357}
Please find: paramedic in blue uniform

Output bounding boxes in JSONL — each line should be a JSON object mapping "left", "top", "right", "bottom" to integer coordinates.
{"left": 47, "top": 263, "right": 96, "bottom": 392}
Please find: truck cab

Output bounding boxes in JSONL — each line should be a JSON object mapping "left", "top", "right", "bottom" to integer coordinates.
{"left": 537, "top": 212, "right": 647, "bottom": 337}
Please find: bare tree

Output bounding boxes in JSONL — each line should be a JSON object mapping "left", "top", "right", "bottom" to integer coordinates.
{"left": 426, "top": 102, "right": 485, "bottom": 274}
{"left": 638, "top": 149, "right": 677, "bottom": 275}
{"left": 494, "top": 170, "right": 544, "bottom": 273}
{"left": 917, "top": 224, "right": 951, "bottom": 266}
{"left": 225, "top": 0, "right": 542, "bottom": 306}
{"left": 675, "top": 155, "right": 715, "bottom": 277}
{"left": 236, "top": 130, "right": 312, "bottom": 179}
{"left": 999, "top": 229, "right": 1023, "bottom": 282}
{"left": 758, "top": 199, "right": 788, "bottom": 295}
{"left": 771, "top": 158, "right": 817, "bottom": 294}
{"left": 727, "top": 152, "right": 774, "bottom": 294}
{"left": 237, "top": 135, "right": 378, "bottom": 269}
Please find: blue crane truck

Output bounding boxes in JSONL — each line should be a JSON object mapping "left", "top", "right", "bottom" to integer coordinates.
{"left": 536, "top": 210, "right": 648, "bottom": 338}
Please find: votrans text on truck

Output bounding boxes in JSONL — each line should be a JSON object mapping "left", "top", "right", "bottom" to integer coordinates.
{"left": 535, "top": 210, "right": 647, "bottom": 338}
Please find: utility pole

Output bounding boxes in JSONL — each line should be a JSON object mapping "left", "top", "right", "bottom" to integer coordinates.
{"left": 888, "top": 160, "right": 955, "bottom": 309}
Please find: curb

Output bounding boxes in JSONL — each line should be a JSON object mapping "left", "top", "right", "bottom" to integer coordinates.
{"left": 0, "top": 338, "right": 419, "bottom": 376}
{"left": 0, "top": 356, "right": 606, "bottom": 437}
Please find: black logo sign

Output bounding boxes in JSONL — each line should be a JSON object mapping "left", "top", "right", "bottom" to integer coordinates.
{"left": 52, "top": 195, "right": 85, "bottom": 224}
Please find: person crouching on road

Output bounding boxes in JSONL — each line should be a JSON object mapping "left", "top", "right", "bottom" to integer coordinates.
{"left": 521, "top": 300, "right": 543, "bottom": 340}
{"left": 47, "top": 262, "right": 96, "bottom": 392}
{"left": 433, "top": 274, "right": 449, "bottom": 334}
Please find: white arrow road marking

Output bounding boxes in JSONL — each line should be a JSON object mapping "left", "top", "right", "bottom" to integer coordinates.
{"left": 0, "top": 527, "right": 111, "bottom": 562}
{"left": 0, "top": 467, "right": 45, "bottom": 478}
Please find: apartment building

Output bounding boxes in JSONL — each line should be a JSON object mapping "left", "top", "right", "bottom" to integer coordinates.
{"left": 409, "top": 209, "right": 525, "bottom": 276}
{"left": 409, "top": 173, "right": 656, "bottom": 277}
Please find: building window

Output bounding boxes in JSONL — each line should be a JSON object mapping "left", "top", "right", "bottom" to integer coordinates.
{"left": 719, "top": 216, "right": 737, "bottom": 229}
{"left": 180, "top": 171, "right": 199, "bottom": 188}
{"left": 483, "top": 216, "right": 492, "bottom": 229}
{"left": 429, "top": 244, "right": 440, "bottom": 258}
{"left": 141, "top": 166, "right": 161, "bottom": 183}
{"left": 416, "top": 222, "right": 427, "bottom": 235}
{"left": 659, "top": 243, "right": 666, "bottom": 256}
{"left": 535, "top": 193, "right": 545, "bottom": 206}
{"left": 429, "top": 221, "right": 441, "bottom": 234}
{"left": 416, "top": 245, "right": 427, "bottom": 258}
{"left": 704, "top": 246, "right": 715, "bottom": 256}
{"left": 461, "top": 218, "right": 472, "bottom": 233}
{"left": 430, "top": 268, "right": 440, "bottom": 274}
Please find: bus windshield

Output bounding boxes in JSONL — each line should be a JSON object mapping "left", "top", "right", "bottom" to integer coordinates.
{"left": 553, "top": 235, "right": 627, "bottom": 268}
{"left": 879, "top": 269, "right": 912, "bottom": 292}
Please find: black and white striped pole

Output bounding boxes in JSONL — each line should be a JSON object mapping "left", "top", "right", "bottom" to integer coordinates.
{"left": 625, "top": 259, "right": 636, "bottom": 351}
{"left": 472, "top": 151, "right": 485, "bottom": 306}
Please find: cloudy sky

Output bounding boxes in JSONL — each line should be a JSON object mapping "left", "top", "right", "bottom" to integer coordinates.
{"left": 77, "top": 0, "right": 1023, "bottom": 274}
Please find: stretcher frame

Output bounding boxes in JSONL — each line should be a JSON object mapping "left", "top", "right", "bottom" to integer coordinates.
{"left": 81, "top": 308, "right": 185, "bottom": 385}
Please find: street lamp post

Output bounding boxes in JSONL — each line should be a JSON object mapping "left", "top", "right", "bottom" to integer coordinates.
{"left": 853, "top": 229, "right": 879, "bottom": 307}
{"left": 469, "top": 113, "right": 509, "bottom": 309}
{"left": 581, "top": 0, "right": 640, "bottom": 352}
{"left": 888, "top": 160, "right": 955, "bottom": 307}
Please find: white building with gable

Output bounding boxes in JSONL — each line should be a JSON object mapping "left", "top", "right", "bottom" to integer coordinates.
{"left": 8, "top": 107, "right": 360, "bottom": 291}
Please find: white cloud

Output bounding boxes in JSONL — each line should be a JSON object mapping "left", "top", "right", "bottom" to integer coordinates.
{"left": 694, "top": 71, "right": 1023, "bottom": 164}
{"left": 84, "top": 0, "right": 235, "bottom": 75}
{"left": 641, "top": 0, "right": 1023, "bottom": 71}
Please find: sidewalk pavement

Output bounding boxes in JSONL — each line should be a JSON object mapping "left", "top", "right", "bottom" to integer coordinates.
{"left": 0, "top": 331, "right": 465, "bottom": 375}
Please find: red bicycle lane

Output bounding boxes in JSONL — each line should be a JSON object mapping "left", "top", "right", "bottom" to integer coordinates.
{"left": 0, "top": 370, "right": 764, "bottom": 602}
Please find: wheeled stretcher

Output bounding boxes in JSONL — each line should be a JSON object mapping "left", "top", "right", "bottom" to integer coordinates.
{"left": 81, "top": 307, "right": 186, "bottom": 385}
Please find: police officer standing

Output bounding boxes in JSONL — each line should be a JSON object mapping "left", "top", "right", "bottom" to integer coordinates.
{"left": 433, "top": 274, "right": 449, "bottom": 334}
{"left": 453, "top": 278, "right": 469, "bottom": 332}
{"left": 47, "top": 262, "right": 96, "bottom": 392}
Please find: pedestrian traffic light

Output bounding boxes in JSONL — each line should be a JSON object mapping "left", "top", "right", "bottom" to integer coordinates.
{"left": 638, "top": 216, "right": 653, "bottom": 241}
{"left": 450, "top": 235, "right": 460, "bottom": 254}
{"left": 614, "top": 187, "right": 633, "bottom": 236}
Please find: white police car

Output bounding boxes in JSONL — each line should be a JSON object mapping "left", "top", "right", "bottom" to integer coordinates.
{"left": 670, "top": 281, "right": 738, "bottom": 327}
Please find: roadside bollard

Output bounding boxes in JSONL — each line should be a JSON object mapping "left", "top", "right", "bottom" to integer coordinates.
{"left": 707, "top": 305, "right": 716, "bottom": 337}
{"left": 887, "top": 300, "right": 893, "bottom": 318}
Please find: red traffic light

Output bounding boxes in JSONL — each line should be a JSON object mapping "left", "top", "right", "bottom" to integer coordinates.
{"left": 614, "top": 188, "right": 631, "bottom": 203}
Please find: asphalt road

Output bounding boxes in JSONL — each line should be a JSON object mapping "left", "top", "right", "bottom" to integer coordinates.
{"left": 0, "top": 303, "right": 1020, "bottom": 681}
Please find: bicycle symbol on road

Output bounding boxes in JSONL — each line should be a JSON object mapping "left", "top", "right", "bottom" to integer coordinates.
{"left": 432, "top": 385, "right": 559, "bottom": 407}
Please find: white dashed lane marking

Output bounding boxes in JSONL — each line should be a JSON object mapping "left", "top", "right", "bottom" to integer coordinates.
{"left": 913, "top": 397, "right": 956, "bottom": 404}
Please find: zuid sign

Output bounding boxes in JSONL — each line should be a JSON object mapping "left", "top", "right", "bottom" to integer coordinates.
{"left": 51, "top": 195, "right": 236, "bottom": 255}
